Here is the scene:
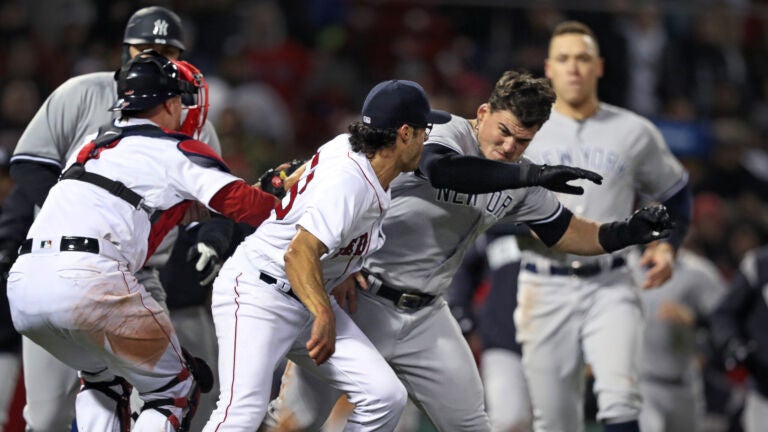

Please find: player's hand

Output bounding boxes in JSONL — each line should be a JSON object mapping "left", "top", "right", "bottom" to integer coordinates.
{"left": 331, "top": 272, "right": 367, "bottom": 314}
{"left": 626, "top": 205, "right": 674, "bottom": 244}
{"left": 526, "top": 164, "right": 603, "bottom": 195}
{"left": 186, "top": 242, "right": 222, "bottom": 286}
{"left": 306, "top": 310, "right": 336, "bottom": 365}
{"left": 639, "top": 241, "right": 675, "bottom": 289}
{"left": 656, "top": 301, "right": 695, "bottom": 326}
{"left": 257, "top": 159, "right": 306, "bottom": 199}
{"left": 180, "top": 201, "right": 211, "bottom": 225}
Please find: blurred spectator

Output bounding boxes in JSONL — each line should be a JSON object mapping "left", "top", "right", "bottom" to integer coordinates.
{"left": 699, "top": 118, "right": 768, "bottom": 201}
{"left": 234, "top": 0, "right": 311, "bottom": 122}
{"left": 660, "top": 4, "right": 748, "bottom": 118}
{"left": 686, "top": 192, "right": 733, "bottom": 276}
{"left": 0, "top": 79, "right": 41, "bottom": 157}
{"left": 618, "top": 3, "right": 668, "bottom": 117}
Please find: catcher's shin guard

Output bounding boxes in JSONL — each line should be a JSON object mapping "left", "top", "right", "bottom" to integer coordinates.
{"left": 139, "top": 347, "right": 214, "bottom": 431}
{"left": 78, "top": 376, "right": 134, "bottom": 432}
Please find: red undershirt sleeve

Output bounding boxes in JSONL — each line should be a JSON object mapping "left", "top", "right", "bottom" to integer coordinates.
{"left": 209, "top": 180, "right": 278, "bottom": 227}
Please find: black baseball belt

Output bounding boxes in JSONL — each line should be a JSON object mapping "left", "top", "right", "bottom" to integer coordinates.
{"left": 258, "top": 272, "right": 300, "bottom": 302}
{"left": 18, "top": 236, "right": 100, "bottom": 255}
{"left": 523, "top": 256, "right": 626, "bottom": 278}
{"left": 361, "top": 269, "right": 435, "bottom": 311}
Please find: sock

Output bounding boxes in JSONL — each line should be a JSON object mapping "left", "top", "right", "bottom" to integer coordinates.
{"left": 603, "top": 420, "right": 640, "bottom": 432}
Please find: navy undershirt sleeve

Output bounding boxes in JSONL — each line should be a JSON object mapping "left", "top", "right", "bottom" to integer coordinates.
{"left": 417, "top": 144, "right": 531, "bottom": 193}
{"left": 527, "top": 206, "right": 574, "bottom": 247}
{"left": 659, "top": 185, "right": 692, "bottom": 251}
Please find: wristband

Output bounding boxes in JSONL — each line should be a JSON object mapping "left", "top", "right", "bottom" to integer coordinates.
{"left": 598, "top": 221, "right": 630, "bottom": 253}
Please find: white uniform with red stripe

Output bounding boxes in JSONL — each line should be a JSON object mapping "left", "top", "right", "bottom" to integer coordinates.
{"left": 6, "top": 117, "right": 253, "bottom": 431}
{"left": 203, "top": 134, "right": 407, "bottom": 431}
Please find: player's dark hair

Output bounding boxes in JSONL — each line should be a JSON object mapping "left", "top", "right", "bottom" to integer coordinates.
{"left": 348, "top": 121, "right": 398, "bottom": 158}
{"left": 488, "top": 71, "right": 556, "bottom": 129}
{"left": 551, "top": 20, "right": 600, "bottom": 54}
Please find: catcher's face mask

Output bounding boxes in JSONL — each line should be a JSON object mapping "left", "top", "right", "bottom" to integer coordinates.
{"left": 174, "top": 59, "right": 209, "bottom": 139}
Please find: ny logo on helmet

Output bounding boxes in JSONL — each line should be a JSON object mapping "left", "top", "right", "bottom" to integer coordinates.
{"left": 153, "top": 19, "right": 168, "bottom": 36}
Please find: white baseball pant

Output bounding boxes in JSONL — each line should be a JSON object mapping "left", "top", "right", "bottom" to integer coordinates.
{"left": 482, "top": 348, "right": 532, "bottom": 432}
{"left": 203, "top": 255, "right": 407, "bottom": 432}
{"left": 516, "top": 269, "right": 643, "bottom": 432}
{"left": 639, "top": 378, "right": 703, "bottom": 432}
{"left": 7, "top": 247, "right": 192, "bottom": 431}
{"left": 265, "top": 290, "right": 490, "bottom": 432}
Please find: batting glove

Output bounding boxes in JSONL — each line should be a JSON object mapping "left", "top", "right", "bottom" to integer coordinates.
{"left": 598, "top": 205, "right": 674, "bottom": 252}
{"left": 524, "top": 164, "right": 603, "bottom": 195}
{"left": 187, "top": 242, "right": 222, "bottom": 286}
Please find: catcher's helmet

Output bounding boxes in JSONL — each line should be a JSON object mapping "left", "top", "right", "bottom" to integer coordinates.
{"left": 110, "top": 50, "right": 209, "bottom": 138}
{"left": 110, "top": 50, "right": 195, "bottom": 113}
{"left": 123, "top": 6, "right": 185, "bottom": 51}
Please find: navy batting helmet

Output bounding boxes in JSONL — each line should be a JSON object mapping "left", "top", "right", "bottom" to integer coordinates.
{"left": 110, "top": 50, "right": 196, "bottom": 113}
{"left": 123, "top": 6, "right": 185, "bottom": 51}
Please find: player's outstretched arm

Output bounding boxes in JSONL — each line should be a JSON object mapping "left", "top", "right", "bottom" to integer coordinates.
{"left": 419, "top": 145, "right": 602, "bottom": 194}
{"left": 285, "top": 227, "right": 335, "bottom": 365}
{"left": 551, "top": 205, "right": 673, "bottom": 256}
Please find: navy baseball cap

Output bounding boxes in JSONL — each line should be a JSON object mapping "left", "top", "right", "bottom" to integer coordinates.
{"left": 361, "top": 80, "right": 451, "bottom": 129}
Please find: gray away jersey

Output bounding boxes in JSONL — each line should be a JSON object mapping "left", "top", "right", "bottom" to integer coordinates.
{"left": 363, "top": 115, "right": 563, "bottom": 296}
{"left": 638, "top": 250, "right": 726, "bottom": 381}
{"left": 12, "top": 71, "right": 221, "bottom": 168}
{"left": 522, "top": 103, "right": 688, "bottom": 265}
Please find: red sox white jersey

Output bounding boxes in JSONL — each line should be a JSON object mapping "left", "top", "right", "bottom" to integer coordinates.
{"left": 26, "top": 117, "right": 239, "bottom": 273}
{"left": 240, "top": 133, "right": 390, "bottom": 290}
{"left": 204, "top": 133, "right": 406, "bottom": 431}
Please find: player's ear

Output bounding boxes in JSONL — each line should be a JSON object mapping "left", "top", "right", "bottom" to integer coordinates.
{"left": 597, "top": 56, "right": 605, "bottom": 78}
{"left": 476, "top": 103, "right": 490, "bottom": 123}
{"left": 398, "top": 124, "right": 411, "bottom": 141}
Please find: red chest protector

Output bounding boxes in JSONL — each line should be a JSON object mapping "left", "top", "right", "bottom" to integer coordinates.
{"left": 62, "top": 122, "right": 229, "bottom": 265}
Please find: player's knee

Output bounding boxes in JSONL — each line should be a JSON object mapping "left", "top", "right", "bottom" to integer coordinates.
{"left": 359, "top": 378, "right": 407, "bottom": 419}
{"left": 385, "top": 379, "right": 408, "bottom": 413}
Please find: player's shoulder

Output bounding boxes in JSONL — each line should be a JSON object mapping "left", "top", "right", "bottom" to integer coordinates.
{"left": 316, "top": 136, "right": 381, "bottom": 192}
{"left": 175, "top": 138, "right": 230, "bottom": 172}
{"left": 427, "top": 114, "right": 473, "bottom": 155}
{"left": 52, "top": 72, "right": 114, "bottom": 98}
{"left": 598, "top": 103, "right": 661, "bottom": 134}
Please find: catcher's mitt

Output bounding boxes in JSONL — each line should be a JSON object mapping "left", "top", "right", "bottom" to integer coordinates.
{"left": 257, "top": 159, "right": 305, "bottom": 199}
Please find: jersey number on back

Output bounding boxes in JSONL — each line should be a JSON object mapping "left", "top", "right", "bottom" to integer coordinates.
{"left": 275, "top": 152, "right": 320, "bottom": 220}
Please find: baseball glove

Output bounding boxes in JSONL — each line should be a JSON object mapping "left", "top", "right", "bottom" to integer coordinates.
{"left": 257, "top": 159, "right": 306, "bottom": 199}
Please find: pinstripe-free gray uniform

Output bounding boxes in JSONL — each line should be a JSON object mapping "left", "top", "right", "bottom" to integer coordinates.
{"left": 12, "top": 71, "right": 220, "bottom": 431}
{"left": 268, "top": 115, "right": 566, "bottom": 432}
{"left": 515, "top": 103, "right": 688, "bottom": 431}
{"left": 635, "top": 250, "right": 726, "bottom": 432}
